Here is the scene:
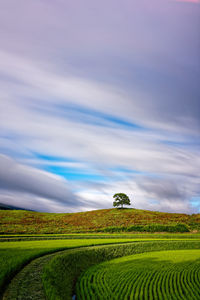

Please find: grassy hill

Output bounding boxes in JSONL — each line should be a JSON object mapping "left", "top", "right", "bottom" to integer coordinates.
{"left": 0, "top": 208, "right": 199, "bottom": 234}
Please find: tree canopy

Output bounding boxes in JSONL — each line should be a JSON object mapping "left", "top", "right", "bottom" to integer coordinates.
{"left": 113, "top": 193, "right": 131, "bottom": 208}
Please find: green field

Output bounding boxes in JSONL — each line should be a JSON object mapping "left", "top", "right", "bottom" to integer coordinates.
{"left": 0, "top": 208, "right": 200, "bottom": 299}
{"left": 42, "top": 239, "right": 200, "bottom": 300}
{"left": 77, "top": 250, "right": 200, "bottom": 299}
{"left": 0, "top": 237, "right": 137, "bottom": 295}
{"left": 1, "top": 236, "right": 200, "bottom": 299}
{"left": 3, "top": 236, "right": 195, "bottom": 294}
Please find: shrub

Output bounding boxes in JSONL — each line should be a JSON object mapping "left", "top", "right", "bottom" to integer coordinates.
{"left": 102, "top": 223, "right": 190, "bottom": 233}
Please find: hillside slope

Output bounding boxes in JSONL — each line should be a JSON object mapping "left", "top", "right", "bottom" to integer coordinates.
{"left": 0, "top": 208, "right": 199, "bottom": 234}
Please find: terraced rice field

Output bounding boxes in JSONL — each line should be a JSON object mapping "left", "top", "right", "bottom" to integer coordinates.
{"left": 77, "top": 249, "right": 200, "bottom": 300}
{"left": 0, "top": 237, "right": 140, "bottom": 298}
{"left": 1, "top": 234, "right": 200, "bottom": 300}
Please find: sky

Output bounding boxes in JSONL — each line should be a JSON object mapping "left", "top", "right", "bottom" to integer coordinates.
{"left": 0, "top": 0, "right": 200, "bottom": 214}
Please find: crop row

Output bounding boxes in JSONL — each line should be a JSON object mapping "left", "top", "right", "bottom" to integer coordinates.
{"left": 42, "top": 241, "right": 200, "bottom": 300}
{"left": 1, "top": 239, "right": 200, "bottom": 300}
{"left": 1, "top": 232, "right": 200, "bottom": 242}
{"left": 77, "top": 250, "right": 200, "bottom": 300}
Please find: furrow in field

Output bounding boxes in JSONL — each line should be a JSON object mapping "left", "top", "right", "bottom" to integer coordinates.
{"left": 77, "top": 250, "right": 200, "bottom": 300}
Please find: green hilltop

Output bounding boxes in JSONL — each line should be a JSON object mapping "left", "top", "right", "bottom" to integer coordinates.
{"left": 0, "top": 208, "right": 199, "bottom": 234}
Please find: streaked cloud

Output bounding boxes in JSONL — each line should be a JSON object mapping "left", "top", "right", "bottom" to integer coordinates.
{"left": 0, "top": 154, "right": 84, "bottom": 212}
{"left": 0, "top": 0, "right": 199, "bottom": 213}
{"left": 175, "top": 0, "right": 200, "bottom": 3}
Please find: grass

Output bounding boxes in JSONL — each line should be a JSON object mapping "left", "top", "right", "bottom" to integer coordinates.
{"left": 1, "top": 208, "right": 199, "bottom": 234}
{"left": 77, "top": 249, "right": 200, "bottom": 299}
{"left": 42, "top": 240, "right": 200, "bottom": 300}
{"left": 1, "top": 233, "right": 200, "bottom": 242}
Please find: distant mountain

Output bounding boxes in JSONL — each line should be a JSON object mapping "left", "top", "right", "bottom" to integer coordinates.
{"left": 0, "top": 203, "right": 35, "bottom": 211}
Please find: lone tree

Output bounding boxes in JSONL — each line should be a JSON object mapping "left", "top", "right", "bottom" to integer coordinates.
{"left": 113, "top": 193, "right": 131, "bottom": 209}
